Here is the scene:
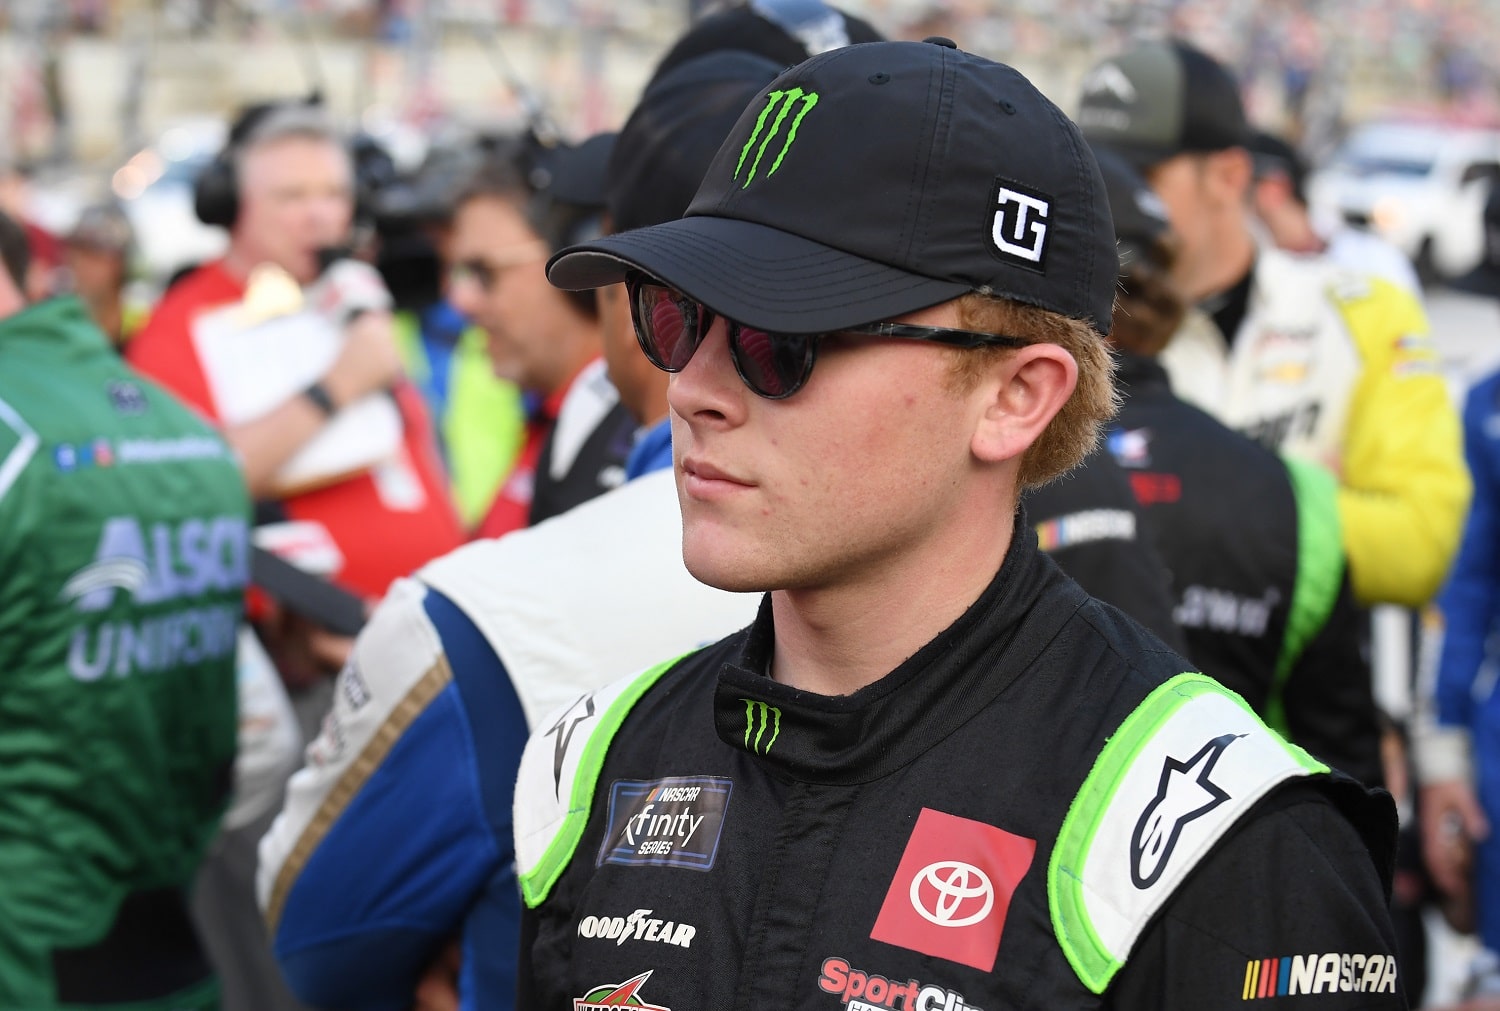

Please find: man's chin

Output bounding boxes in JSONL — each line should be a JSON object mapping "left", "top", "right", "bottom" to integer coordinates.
{"left": 681, "top": 547, "right": 772, "bottom": 596}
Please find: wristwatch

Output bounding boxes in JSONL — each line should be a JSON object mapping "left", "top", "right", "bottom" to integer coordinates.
{"left": 301, "top": 381, "right": 338, "bottom": 418}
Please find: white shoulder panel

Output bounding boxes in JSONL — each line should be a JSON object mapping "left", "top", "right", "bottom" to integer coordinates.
{"left": 256, "top": 576, "right": 448, "bottom": 928}
{"left": 1050, "top": 674, "right": 1327, "bottom": 993}
{"left": 513, "top": 660, "right": 678, "bottom": 908}
{"left": 418, "top": 467, "right": 759, "bottom": 729}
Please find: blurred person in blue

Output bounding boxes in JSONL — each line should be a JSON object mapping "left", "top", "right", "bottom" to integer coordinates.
{"left": 1418, "top": 185, "right": 1500, "bottom": 986}
{"left": 0, "top": 207, "right": 250, "bottom": 1010}
{"left": 256, "top": 49, "right": 790, "bottom": 1011}
{"left": 1079, "top": 39, "right": 1468, "bottom": 614}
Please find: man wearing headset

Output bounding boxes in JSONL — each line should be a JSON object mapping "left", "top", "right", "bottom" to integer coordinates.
{"left": 127, "top": 101, "right": 464, "bottom": 1011}
{"left": 128, "top": 102, "right": 463, "bottom": 606}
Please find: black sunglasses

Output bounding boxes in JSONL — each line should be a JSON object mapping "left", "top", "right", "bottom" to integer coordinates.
{"left": 625, "top": 274, "right": 1028, "bottom": 400}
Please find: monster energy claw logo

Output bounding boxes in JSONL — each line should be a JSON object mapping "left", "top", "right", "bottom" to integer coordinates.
{"left": 741, "top": 698, "right": 782, "bottom": 754}
{"left": 734, "top": 87, "right": 820, "bottom": 188}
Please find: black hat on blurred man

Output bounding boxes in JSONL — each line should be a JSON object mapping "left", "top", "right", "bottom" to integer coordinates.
{"left": 1077, "top": 39, "right": 1248, "bottom": 171}
{"left": 608, "top": 51, "right": 784, "bottom": 234}
{"left": 1091, "top": 145, "right": 1172, "bottom": 269}
{"left": 653, "top": 0, "right": 884, "bottom": 80}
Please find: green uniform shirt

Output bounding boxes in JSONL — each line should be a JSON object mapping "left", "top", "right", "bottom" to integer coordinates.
{"left": 0, "top": 298, "right": 248, "bottom": 1009}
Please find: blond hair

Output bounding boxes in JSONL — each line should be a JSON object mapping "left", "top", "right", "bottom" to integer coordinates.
{"left": 950, "top": 293, "right": 1118, "bottom": 488}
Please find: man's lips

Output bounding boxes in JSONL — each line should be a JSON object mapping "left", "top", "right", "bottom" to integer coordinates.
{"left": 681, "top": 457, "right": 754, "bottom": 494}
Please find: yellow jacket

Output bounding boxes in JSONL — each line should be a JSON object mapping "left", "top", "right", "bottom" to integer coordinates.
{"left": 1162, "top": 247, "right": 1469, "bottom": 607}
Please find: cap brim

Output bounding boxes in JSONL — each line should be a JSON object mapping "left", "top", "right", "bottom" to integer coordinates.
{"left": 1088, "top": 138, "right": 1176, "bottom": 172}
{"left": 547, "top": 215, "right": 969, "bottom": 333}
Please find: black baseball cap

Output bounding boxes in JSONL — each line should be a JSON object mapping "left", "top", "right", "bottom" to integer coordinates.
{"left": 537, "top": 132, "right": 618, "bottom": 208}
{"left": 653, "top": 0, "right": 884, "bottom": 81}
{"left": 608, "top": 52, "right": 784, "bottom": 234}
{"left": 1091, "top": 145, "right": 1172, "bottom": 268}
{"left": 549, "top": 39, "right": 1117, "bottom": 336}
{"left": 1077, "top": 40, "right": 1248, "bottom": 171}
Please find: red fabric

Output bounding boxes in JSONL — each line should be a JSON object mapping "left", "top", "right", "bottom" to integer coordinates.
{"left": 128, "top": 260, "right": 464, "bottom": 600}
{"left": 474, "top": 377, "right": 573, "bottom": 541}
{"left": 473, "top": 359, "right": 598, "bottom": 541}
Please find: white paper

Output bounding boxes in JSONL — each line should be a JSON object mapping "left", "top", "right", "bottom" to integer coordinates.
{"left": 190, "top": 303, "right": 402, "bottom": 494}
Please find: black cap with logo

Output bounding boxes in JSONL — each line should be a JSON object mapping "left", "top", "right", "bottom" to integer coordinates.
{"left": 1077, "top": 40, "right": 1248, "bottom": 171}
{"left": 548, "top": 38, "right": 1118, "bottom": 336}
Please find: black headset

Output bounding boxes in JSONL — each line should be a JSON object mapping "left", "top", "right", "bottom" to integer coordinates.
{"left": 193, "top": 93, "right": 326, "bottom": 228}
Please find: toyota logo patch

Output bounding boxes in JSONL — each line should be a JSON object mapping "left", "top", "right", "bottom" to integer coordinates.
{"left": 870, "top": 808, "right": 1035, "bottom": 972}
{"left": 911, "top": 861, "right": 995, "bottom": 927}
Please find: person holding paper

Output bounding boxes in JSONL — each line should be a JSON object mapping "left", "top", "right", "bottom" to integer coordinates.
{"left": 127, "top": 99, "right": 464, "bottom": 1011}
{"left": 127, "top": 102, "right": 463, "bottom": 604}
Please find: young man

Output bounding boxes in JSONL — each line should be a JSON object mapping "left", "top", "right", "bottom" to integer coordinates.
{"left": 517, "top": 39, "right": 1403, "bottom": 1009}
{"left": 1077, "top": 40, "right": 1467, "bottom": 610}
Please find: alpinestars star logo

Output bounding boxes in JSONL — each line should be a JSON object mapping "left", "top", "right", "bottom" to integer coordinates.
{"left": 988, "top": 179, "right": 1052, "bottom": 269}
{"left": 1130, "top": 732, "right": 1245, "bottom": 888}
{"left": 547, "top": 693, "right": 596, "bottom": 798}
{"left": 573, "top": 970, "right": 671, "bottom": 1010}
{"left": 740, "top": 698, "right": 782, "bottom": 755}
{"left": 734, "top": 87, "right": 819, "bottom": 188}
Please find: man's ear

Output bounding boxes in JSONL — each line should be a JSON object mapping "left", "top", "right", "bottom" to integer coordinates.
{"left": 971, "top": 343, "right": 1078, "bottom": 464}
{"left": 1210, "top": 147, "right": 1255, "bottom": 208}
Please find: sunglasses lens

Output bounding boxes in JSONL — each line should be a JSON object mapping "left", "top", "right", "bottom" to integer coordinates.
{"left": 635, "top": 283, "right": 700, "bottom": 371}
{"left": 733, "top": 326, "right": 813, "bottom": 399}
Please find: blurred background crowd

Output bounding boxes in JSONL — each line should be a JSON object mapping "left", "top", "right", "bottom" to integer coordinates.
{"left": 8, "top": 1, "right": 1500, "bottom": 1009}
{"left": 2, "top": 0, "right": 1500, "bottom": 325}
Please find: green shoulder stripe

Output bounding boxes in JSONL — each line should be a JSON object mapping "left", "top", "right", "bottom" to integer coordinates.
{"left": 1269, "top": 457, "right": 1344, "bottom": 734}
{"left": 516, "top": 653, "right": 687, "bottom": 908}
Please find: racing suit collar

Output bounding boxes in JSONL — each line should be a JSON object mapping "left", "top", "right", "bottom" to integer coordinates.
{"left": 711, "top": 507, "right": 1090, "bottom": 785}
{"left": 1113, "top": 351, "right": 1173, "bottom": 394}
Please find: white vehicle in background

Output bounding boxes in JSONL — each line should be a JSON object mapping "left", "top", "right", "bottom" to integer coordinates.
{"left": 1308, "top": 116, "right": 1500, "bottom": 281}
{"left": 112, "top": 117, "right": 229, "bottom": 283}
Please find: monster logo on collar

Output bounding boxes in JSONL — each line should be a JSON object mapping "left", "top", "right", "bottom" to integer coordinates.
{"left": 740, "top": 698, "right": 782, "bottom": 755}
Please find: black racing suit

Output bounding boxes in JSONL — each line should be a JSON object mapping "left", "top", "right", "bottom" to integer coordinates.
{"left": 1112, "top": 352, "right": 1382, "bottom": 787}
{"left": 514, "top": 517, "right": 1402, "bottom": 1010}
{"left": 1024, "top": 443, "right": 1184, "bottom": 652}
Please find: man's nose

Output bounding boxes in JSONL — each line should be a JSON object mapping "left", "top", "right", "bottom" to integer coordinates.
{"left": 667, "top": 317, "right": 746, "bottom": 425}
